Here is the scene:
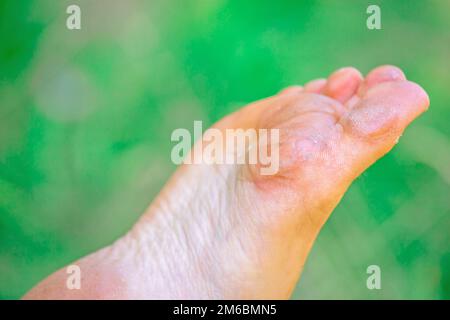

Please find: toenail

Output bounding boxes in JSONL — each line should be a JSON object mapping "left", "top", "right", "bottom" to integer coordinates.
{"left": 384, "top": 69, "right": 404, "bottom": 81}
{"left": 367, "top": 66, "right": 406, "bottom": 83}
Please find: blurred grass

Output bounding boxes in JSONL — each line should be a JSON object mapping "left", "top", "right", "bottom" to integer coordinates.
{"left": 0, "top": 0, "right": 449, "bottom": 299}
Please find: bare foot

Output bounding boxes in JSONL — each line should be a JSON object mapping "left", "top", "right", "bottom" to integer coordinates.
{"left": 23, "top": 65, "right": 429, "bottom": 299}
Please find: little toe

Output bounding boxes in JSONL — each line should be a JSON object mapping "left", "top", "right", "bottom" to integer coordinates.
{"left": 279, "top": 85, "right": 304, "bottom": 96}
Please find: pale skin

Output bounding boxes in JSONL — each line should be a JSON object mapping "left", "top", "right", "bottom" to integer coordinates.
{"left": 23, "top": 65, "right": 429, "bottom": 299}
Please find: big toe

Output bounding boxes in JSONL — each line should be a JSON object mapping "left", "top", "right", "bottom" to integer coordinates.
{"left": 342, "top": 79, "right": 429, "bottom": 164}
{"left": 358, "top": 65, "right": 406, "bottom": 96}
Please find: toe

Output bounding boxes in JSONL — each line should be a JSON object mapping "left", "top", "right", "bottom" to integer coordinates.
{"left": 358, "top": 65, "right": 406, "bottom": 96}
{"left": 279, "top": 85, "right": 304, "bottom": 96}
{"left": 323, "top": 67, "right": 363, "bottom": 104}
{"left": 304, "top": 79, "right": 327, "bottom": 93}
{"left": 342, "top": 80, "right": 429, "bottom": 157}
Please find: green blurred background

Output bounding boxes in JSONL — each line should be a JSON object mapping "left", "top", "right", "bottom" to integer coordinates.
{"left": 1, "top": 0, "right": 449, "bottom": 299}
